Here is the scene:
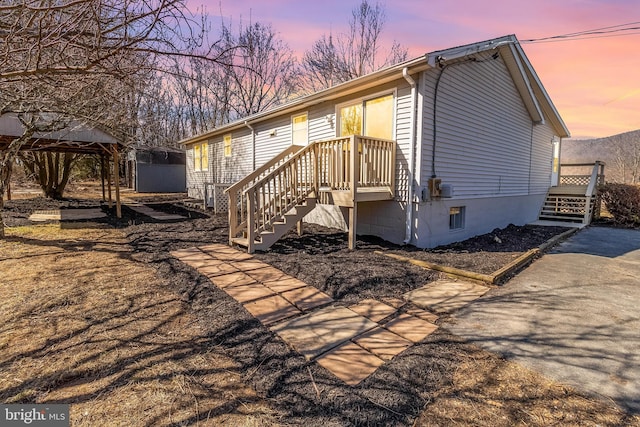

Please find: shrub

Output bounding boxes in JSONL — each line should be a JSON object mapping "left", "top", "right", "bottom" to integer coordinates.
{"left": 600, "top": 183, "right": 640, "bottom": 227}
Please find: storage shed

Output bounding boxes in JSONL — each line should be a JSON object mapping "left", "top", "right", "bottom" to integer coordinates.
{"left": 127, "top": 146, "right": 186, "bottom": 193}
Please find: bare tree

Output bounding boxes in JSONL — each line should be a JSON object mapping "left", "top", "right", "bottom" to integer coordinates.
{"left": 20, "top": 151, "right": 79, "bottom": 199}
{"left": 222, "top": 20, "right": 300, "bottom": 118}
{"left": 609, "top": 132, "right": 640, "bottom": 184}
{"left": 131, "top": 15, "right": 299, "bottom": 147}
{"left": 301, "top": 0, "right": 408, "bottom": 92}
{"left": 0, "top": 0, "right": 225, "bottom": 236}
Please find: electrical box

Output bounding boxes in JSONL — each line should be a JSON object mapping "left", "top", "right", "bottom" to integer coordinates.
{"left": 440, "top": 184, "right": 453, "bottom": 198}
{"left": 428, "top": 178, "right": 442, "bottom": 198}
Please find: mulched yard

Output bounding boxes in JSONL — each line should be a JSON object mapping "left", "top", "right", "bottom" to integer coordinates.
{"left": 2, "top": 189, "right": 637, "bottom": 426}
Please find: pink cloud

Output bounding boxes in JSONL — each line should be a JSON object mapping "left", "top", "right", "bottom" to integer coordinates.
{"left": 186, "top": 0, "right": 640, "bottom": 138}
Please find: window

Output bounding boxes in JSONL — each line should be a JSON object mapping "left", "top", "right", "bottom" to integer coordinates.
{"left": 223, "top": 134, "right": 232, "bottom": 157}
{"left": 193, "top": 143, "right": 208, "bottom": 172}
{"left": 292, "top": 113, "right": 308, "bottom": 145}
{"left": 338, "top": 93, "right": 394, "bottom": 139}
{"left": 193, "top": 144, "right": 201, "bottom": 171}
{"left": 449, "top": 207, "right": 465, "bottom": 230}
{"left": 200, "top": 142, "right": 208, "bottom": 170}
{"left": 339, "top": 103, "right": 362, "bottom": 137}
{"left": 364, "top": 94, "right": 394, "bottom": 140}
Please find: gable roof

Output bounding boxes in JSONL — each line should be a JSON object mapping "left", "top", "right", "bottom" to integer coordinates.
{"left": 181, "top": 34, "right": 569, "bottom": 146}
{"left": 427, "top": 34, "right": 569, "bottom": 138}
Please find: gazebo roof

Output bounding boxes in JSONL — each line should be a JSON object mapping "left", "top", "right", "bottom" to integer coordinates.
{"left": 0, "top": 113, "right": 123, "bottom": 154}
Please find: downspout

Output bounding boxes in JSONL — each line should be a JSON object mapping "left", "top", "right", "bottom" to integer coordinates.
{"left": 402, "top": 67, "right": 418, "bottom": 244}
{"left": 244, "top": 121, "right": 256, "bottom": 170}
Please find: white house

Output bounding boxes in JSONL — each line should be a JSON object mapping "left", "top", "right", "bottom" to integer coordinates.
{"left": 181, "top": 35, "right": 572, "bottom": 252}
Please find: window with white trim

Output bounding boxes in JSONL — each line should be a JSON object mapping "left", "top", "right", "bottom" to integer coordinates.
{"left": 338, "top": 93, "right": 394, "bottom": 139}
{"left": 223, "top": 134, "right": 232, "bottom": 157}
{"left": 193, "top": 142, "right": 209, "bottom": 172}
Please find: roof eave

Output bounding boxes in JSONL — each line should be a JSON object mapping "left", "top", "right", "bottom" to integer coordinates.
{"left": 180, "top": 55, "right": 430, "bottom": 147}
{"left": 426, "top": 34, "right": 518, "bottom": 67}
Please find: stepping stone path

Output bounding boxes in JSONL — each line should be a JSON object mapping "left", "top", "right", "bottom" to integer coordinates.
{"left": 404, "top": 279, "right": 489, "bottom": 313}
{"left": 29, "top": 208, "right": 107, "bottom": 222}
{"left": 171, "top": 244, "right": 442, "bottom": 385}
{"left": 123, "top": 199, "right": 186, "bottom": 221}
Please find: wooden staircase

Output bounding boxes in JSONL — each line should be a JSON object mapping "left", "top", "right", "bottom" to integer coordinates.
{"left": 226, "top": 136, "right": 396, "bottom": 253}
{"left": 231, "top": 198, "right": 317, "bottom": 251}
{"left": 539, "top": 186, "right": 594, "bottom": 223}
{"left": 538, "top": 161, "right": 605, "bottom": 225}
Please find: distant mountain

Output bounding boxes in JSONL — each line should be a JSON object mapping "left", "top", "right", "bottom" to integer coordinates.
{"left": 562, "top": 129, "right": 640, "bottom": 183}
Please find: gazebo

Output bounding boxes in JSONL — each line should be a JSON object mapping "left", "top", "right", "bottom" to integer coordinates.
{"left": 0, "top": 113, "right": 126, "bottom": 217}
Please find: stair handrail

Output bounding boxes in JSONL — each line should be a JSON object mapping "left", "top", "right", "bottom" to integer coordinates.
{"left": 225, "top": 145, "right": 304, "bottom": 244}
{"left": 244, "top": 143, "right": 319, "bottom": 252}
{"left": 585, "top": 160, "right": 604, "bottom": 197}
{"left": 226, "top": 145, "right": 304, "bottom": 195}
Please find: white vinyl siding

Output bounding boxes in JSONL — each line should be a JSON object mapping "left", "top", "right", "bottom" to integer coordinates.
{"left": 186, "top": 143, "right": 211, "bottom": 199}
{"left": 254, "top": 115, "right": 294, "bottom": 167}
{"left": 212, "top": 131, "right": 252, "bottom": 184}
{"left": 309, "top": 106, "right": 336, "bottom": 141}
{"left": 530, "top": 118, "right": 556, "bottom": 194}
{"left": 394, "top": 85, "right": 413, "bottom": 201}
{"left": 420, "top": 56, "right": 539, "bottom": 198}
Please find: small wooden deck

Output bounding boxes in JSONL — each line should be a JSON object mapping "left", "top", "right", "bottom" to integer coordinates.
{"left": 227, "top": 136, "right": 397, "bottom": 252}
{"left": 329, "top": 186, "right": 394, "bottom": 207}
{"left": 539, "top": 161, "right": 605, "bottom": 224}
{"left": 548, "top": 185, "right": 588, "bottom": 196}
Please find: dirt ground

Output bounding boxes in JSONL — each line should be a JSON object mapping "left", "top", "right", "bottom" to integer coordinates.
{"left": 1, "top": 183, "right": 639, "bottom": 426}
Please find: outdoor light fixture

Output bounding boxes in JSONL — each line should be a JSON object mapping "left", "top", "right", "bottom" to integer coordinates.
{"left": 326, "top": 114, "right": 334, "bottom": 127}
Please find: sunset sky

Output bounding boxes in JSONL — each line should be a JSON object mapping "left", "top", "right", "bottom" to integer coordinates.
{"left": 188, "top": 0, "right": 640, "bottom": 140}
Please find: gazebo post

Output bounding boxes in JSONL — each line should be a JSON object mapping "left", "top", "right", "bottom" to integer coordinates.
{"left": 100, "top": 154, "right": 106, "bottom": 202}
{"left": 112, "top": 145, "right": 121, "bottom": 218}
{"left": 106, "top": 153, "right": 112, "bottom": 209}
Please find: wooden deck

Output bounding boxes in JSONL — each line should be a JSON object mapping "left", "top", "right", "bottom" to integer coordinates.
{"left": 329, "top": 186, "right": 394, "bottom": 207}
{"left": 227, "top": 136, "right": 397, "bottom": 252}
{"left": 539, "top": 161, "right": 605, "bottom": 225}
{"left": 548, "top": 185, "right": 588, "bottom": 196}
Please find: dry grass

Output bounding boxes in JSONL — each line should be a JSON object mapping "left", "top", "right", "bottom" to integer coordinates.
{"left": 0, "top": 224, "right": 279, "bottom": 426}
{"left": 414, "top": 346, "right": 640, "bottom": 427}
{"left": 3, "top": 184, "right": 640, "bottom": 426}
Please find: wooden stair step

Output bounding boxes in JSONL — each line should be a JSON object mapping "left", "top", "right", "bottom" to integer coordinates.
{"left": 539, "top": 215, "right": 585, "bottom": 223}
{"left": 235, "top": 198, "right": 318, "bottom": 252}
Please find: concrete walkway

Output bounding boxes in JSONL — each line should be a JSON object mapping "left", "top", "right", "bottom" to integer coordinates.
{"left": 447, "top": 226, "right": 640, "bottom": 414}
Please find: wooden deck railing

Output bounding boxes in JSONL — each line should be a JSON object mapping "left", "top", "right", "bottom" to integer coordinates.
{"left": 316, "top": 136, "right": 397, "bottom": 190}
{"left": 559, "top": 161, "right": 606, "bottom": 190}
{"left": 558, "top": 161, "right": 605, "bottom": 222}
{"left": 225, "top": 145, "right": 303, "bottom": 244}
{"left": 227, "top": 135, "right": 396, "bottom": 249}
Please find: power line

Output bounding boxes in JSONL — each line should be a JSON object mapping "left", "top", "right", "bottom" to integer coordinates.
{"left": 521, "top": 21, "right": 640, "bottom": 44}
